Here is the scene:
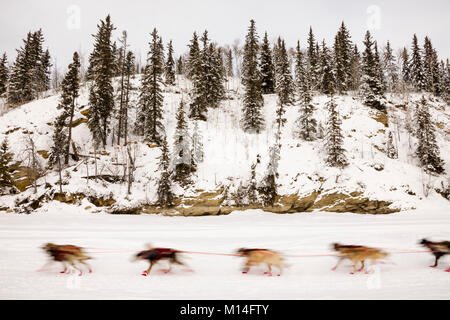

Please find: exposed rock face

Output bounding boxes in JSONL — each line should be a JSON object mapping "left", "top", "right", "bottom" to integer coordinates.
{"left": 1, "top": 188, "right": 399, "bottom": 216}
{"left": 139, "top": 190, "right": 399, "bottom": 216}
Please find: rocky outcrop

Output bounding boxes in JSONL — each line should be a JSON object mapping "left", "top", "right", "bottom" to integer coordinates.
{"left": 1, "top": 187, "right": 400, "bottom": 215}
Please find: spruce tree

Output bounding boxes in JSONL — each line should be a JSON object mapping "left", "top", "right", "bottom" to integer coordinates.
{"left": 374, "top": 42, "right": 386, "bottom": 93}
{"left": 7, "top": 35, "right": 30, "bottom": 104}
{"left": 176, "top": 55, "right": 184, "bottom": 75}
{"left": 172, "top": 100, "right": 193, "bottom": 184}
{"left": 56, "top": 52, "right": 80, "bottom": 164}
{"left": 349, "top": 44, "right": 361, "bottom": 91}
{"left": 319, "top": 40, "right": 336, "bottom": 95}
{"left": 324, "top": 97, "right": 348, "bottom": 168}
{"left": 0, "top": 53, "right": 8, "bottom": 96}
{"left": 275, "top": 39, "right": 294, "bottom": 105}
{"left": 360, "top": 31, "right": 385, "bottom": 111}
{"left": 383, "top": 41, "right": 398, "bottom": 93}
{"left": 117, "top": 51, "right": 135, "bottom": 145}
{"left": 333, "top": 22, "right": 352, "bottom": 93}
{"left": 294, "top": 75, "right": 317, "bottom": 141}
{"left": 294, "top": 41, "right": 306, "bottom": 98}
{"left": 137, "top": 28, "right": 165, "bottom": 145}
{"left": 225, "top": 48, "right": 233, "bottom": 78}
{"left": 259, "top": 32, "right": 275, "bottom": 94}
{"left": 423, "top": 37, "right": 440, "bottom": 95}
{"left": 186, "top": 32, "right": 201, "bottom": 80}
{"left": 156, "top": 136, "right": 174, "bottom": 208}
{"left": 440, "top": 59, "right": 450, "bottom": 103}
{"left": 48, "top": 114, "right": 68, "bottom": 173}
{"left": 410, "top": 34, "right": 426, "bottom": 91}
{"left": 116, "top": 30, "right": 129, "bottom": 146}
{"left": 307, "top": 27, "right": 319, "bottom": 91}
{"left": 191, "top": 120, "right": 204, "bottom": 165}
{"left": 414, "top": 97, "right": 445, "bottom": 174}
{"left": 165, "top": 40, "right": 176, "bottom": 86}
{"left": 87, "top": 15, "right": 116, "bottom": 148}
{"left": 386, "top": 131, "right": 398, "bottom": 159}
{"left": 401, "top": 47, "right": 412, "bottom": 89}
{"left": 241, "top": 20, "right": 265, "bottom": 133}
{"left": 0, "top": 138, "right": 14, "bottom": 194}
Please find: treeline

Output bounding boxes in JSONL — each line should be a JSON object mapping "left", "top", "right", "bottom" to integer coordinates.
{"left": 0, "top": 16, "right": 447, "bottom": 204}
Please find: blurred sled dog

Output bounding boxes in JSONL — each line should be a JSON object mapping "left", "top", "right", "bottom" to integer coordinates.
{"left": 236, "top": 248, "right": 285, "bottom": 276}
{"left": 331, "top": 243, "right": 389, "bottom": 274}
{"left": 39, "top": 243, "right": 92, "bottom": 275}
{"left": 133, "top": 244, "right": 190, "bottom": 276}
{"left": 419, "top": 239, "right": 450, "bottom": 272}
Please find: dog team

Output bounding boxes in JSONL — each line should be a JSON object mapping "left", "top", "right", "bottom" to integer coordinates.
{"left": 39, "top": 239, "right": 450, "bottom": 276}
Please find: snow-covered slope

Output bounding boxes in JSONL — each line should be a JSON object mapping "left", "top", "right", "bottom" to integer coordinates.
{"left": 0, "top": 76, "right": 449, "bottom": 214}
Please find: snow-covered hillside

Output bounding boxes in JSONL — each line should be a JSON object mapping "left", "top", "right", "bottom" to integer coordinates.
{"left": 0, "top": 76, "right": 449, "bottom": 214}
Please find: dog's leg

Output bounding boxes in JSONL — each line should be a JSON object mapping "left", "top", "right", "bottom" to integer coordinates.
{"left": 242, "top": 260, "right": 251, "bottom": 274}
{"left": 69, "top": 261, "right": 83, "bottom": 276}
{"left": 350, "top": 261, "right": 358, "bottom": 274}
{"left": 265, "top": 263, "right": 272, "bottom": 276}
{"left": 430, "top": 254, "right": 442, "bottom": 268}
{"left": 332, "top": 257, "right": 343, "bottom": 271}
{"left": 79, "top": 260, "right": 92, "bottom": 273}
{"left": 60, "top": 261, "right": 69, "bottom": 274}
{"left": 143, "top": 261, "right": 154, "bottom": 276}
{"left": 358, "top": 260, "right": 365, "bottom": 272}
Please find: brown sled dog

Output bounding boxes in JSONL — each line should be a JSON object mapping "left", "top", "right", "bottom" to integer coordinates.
{"left": 236, "top": 248, "right": 284, "bottom": 276}
{"left": 331, "top": 243, "right": 388, "bottom": 274}
{"left": 133, "top": 244, "right": 189, "bottom": 276}
{"left": 40, "top": 243, "right": 92, "bottom": 275}
{"left": 419, "top": 239, "right": 450, "bottom": 272}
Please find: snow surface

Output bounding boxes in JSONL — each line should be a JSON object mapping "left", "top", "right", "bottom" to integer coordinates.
{"left": 0, "top": 201, "right": 449, "bottom": 300}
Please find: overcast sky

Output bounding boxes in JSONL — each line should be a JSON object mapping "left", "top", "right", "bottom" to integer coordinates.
{"left": 1, "top": 0, "right": 449, "bottom": 71}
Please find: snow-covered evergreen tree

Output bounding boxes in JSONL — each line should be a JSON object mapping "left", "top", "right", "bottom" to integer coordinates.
{"left": 306, "top": 27, "right": 320, "bottom": 91}
{"left": 176, "top": 55, "right": 184, "bottom": 75}
{"left": 324, "top": 97, "right": 348, "bottom": 168}
{"left": 48, "top": 114, "right": 68, "bottom": 169}
{"left": 7, "top": 30, "right": 51, "bottom": 105}
{"left": 55, "top": 51, "right": 80, "bottom": 164}
{"left": 414, "top": 97, "right": 445, "bottom": 174}
{"left": 241, "top": 20, "right": 265, "bottom": 133}
{"left": 191, "top": 120, "right": 204, "bottom": 165}
{"left": 319, "top": 40, "right": 336, "bottom": 95}
{"left": 0, "top": 138, "right": 14, "bottom": 194}
{"left": 360, "top": 31, "right": 385, "bottom": 111}
{"left": 224, "top": 48, "right": 233, "bottom": 78}
{"left": 156, "top": 136, "right": 174, "bottom": 208}
{"left": 117, "top": 51, "right": 135, "bottom": 146}
{"left": 189, "top": 31, "right": 225, "bottom": 121}
{"left": 0, "top": 53, "right": 8, "bottom": 96}
{"left": 259, "top": 32, "right": 275, "bottom": 94}
{"left": 386, "top": 131, "right": 398, "bottom": 159}
{"left": 294, "top": 75, "right": 317, "bottom": 141}
{"left": 87, "top": 15, "right": 116, "bottom": 148}
{"left": 410, "top": 34, "right": 426, "bottom": 92}
{"left": 275, "top": 39, "right": 294, "bottom": 105}
{"left": 423, "top": 37, "right": 440, "bottom": 95}
{"left": 165, "top": 40, "right": 176, "bottom": 86}
{"left": 137, "top": 28, "right": 165, "bottom": 145}
{"left": 172, "top": 100, "right": 193, "bottom": 184}
{"left": 383, "top": 41, "right": 398, "bottom": 94}
{"left": 333, "top": 22, "right": 352, "bottom": 94}
{"left": 349, "top": 45, "right": 361, "bottom": 91}
{"left": 186, "top": 32, "right": 201, "bottom": 80}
